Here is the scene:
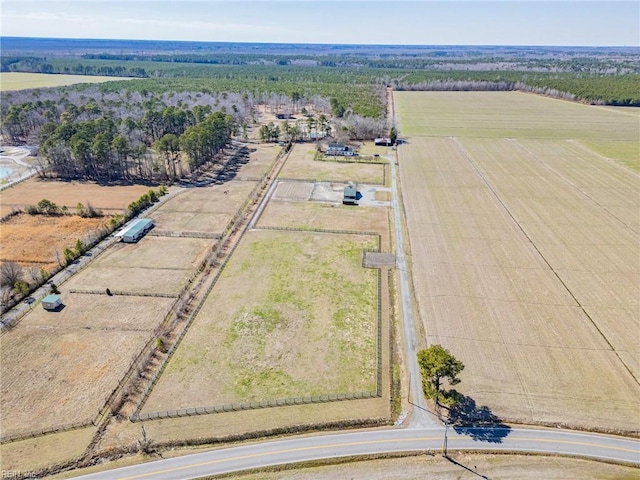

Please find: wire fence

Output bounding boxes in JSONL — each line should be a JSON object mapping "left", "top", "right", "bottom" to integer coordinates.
{"left": 132, "top": 225, "right": 385, "bottom": 422}
{"left": 131, "top": 391, "right": 379, "bottom": 422}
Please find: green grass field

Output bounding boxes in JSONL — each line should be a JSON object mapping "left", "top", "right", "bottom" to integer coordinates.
{"left": 141, "top": 229, "right": 379, "bottom": 413}
{"left": 0, "top": 72, "right": 132, "bottom": 91}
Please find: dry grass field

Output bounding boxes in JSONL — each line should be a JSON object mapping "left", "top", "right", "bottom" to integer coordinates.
{"left": 394, "top": 91, "right": 639, "bottom": 171}
{"left": 222, "top": 454, "right": 640, "bottom": 480}
{"left": 141, "top": 229, "right": 379, "bottom": 413}
{"left": 257, "top": 200, "right": 390, "bottom": 246}
{"left": 235, "top": 143, "right": 280, "bottom": 179}
{"left": 0, "top": 213, "right": 108, "bottom": 269}
{"left": 0, "top": 177, "right": 151, "bottom": 217}
{"left": 279, "top": 144, "right": 384, "bottom": 184}
{"left": 149, "top": 181, "right": 257, "bottom": 235}
{"left": 395, "top": 91, "right": 640, "bottom": 433}
{"left": 0, "top": 293, "right": 176, "bottom": 438}
{"left": 63, "top": 236, "right": 212, "bottom": 296}
{"left": 0, "top": 72, "right": 132, "bottom": 91}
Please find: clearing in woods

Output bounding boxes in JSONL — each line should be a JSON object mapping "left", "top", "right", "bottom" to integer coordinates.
{"left": 140, "top": 229, "right": 379, "bottom": 413}
{"left": 0, "top": 72, "right": 132, "bottom": 91}
{"left": 395, "top": 91, "right": 640, "bottom": 433}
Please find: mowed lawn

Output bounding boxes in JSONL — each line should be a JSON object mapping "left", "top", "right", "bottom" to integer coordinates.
{"left": 395, "top": 91, "right": 640, "bottom": 433}
{"left": 0, "top": 72, "right": 132, "bottom": 91}
{"left": 141, "top": 229, "right": 379, "bottom": 413}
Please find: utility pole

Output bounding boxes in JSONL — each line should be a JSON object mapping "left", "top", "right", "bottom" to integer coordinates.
{"left": 442, "top": 419, "right": 449, "bottom": 456}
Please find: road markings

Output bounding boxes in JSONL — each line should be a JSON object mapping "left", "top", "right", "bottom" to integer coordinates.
{"left": 118, "top": 436, "right": 442, "bottom": 480}
{"left": 115, "top": 433, "right": 638, "bottom": 480}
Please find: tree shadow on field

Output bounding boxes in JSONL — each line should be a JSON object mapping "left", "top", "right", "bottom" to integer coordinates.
{"left": 449, "top": 394, "right": 511, "bottom": 443}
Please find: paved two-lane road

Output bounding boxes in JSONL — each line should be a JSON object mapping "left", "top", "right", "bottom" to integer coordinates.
{"left": 74, "top": 427, "right": 640, "bottom": 479}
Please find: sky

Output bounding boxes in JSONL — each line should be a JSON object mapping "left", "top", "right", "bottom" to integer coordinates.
{"left": 1, "top": 1, "right": 638, "bottom": 47}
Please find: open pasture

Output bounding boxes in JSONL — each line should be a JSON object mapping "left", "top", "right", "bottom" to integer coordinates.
{"left": 63, "top": 236, "right": 211, "bottom": 296}
{"left": 279, "top": 144, "right": 384, "bottom": 184}
{"left": 0, "top": 292, "right": 175, "bottom": 438}
{"left": 0, "top": 177, "right": 150, "bottom": 217}
{"left": 235, "top": 143, "right": 279, "bottom": 179}
{"left": 395, "top": 92, "right": 640, "bottom": 433}
{"left": 140, "top": 229, "right": 379, "bottom": 413}
{"left": 394, "top": 91, "right": 640, "bottom": 170}
{"left": 257, "top": 199, "right": 389, "bottom": 244}
{"left": 0, "top": 213, "right": 108, "bottom": 269}
{"left": 0, "top": 72, "right": 132, "bottom": 91}
{"left": 149, "top": 181, "right": 257, "bottom": 235}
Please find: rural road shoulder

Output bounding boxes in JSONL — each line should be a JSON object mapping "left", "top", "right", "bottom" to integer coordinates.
{"left": 72, "top": 427, "right": 640, "bottom": 479}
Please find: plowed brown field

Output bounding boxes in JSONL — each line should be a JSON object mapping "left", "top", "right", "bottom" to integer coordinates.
{"left": 395, "top": 91, "right": 640, "bottom": 432}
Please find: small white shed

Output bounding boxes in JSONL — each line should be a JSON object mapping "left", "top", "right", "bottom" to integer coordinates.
{"left": 42, "top": 294, "right": 62, "bottom": 311}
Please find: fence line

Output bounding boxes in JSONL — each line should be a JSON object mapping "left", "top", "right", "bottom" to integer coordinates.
{"left": 131, "top": 147, "right": 290, "bottom": 419}
{"left": 133, "top": 225, "right": 385, "bottom": 422}
{"left": 278, "top": 176, "right": 386, "bottom": 186}
{"left": 0, "top": 419, "right": 93, "bottom": 444}
{"left": 131, "top": 391, "right": 379, "bottom": 422}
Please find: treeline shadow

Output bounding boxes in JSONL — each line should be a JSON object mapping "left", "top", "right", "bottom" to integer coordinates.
{"left": 449, "top": 394, "right": 511, "bottom": 443}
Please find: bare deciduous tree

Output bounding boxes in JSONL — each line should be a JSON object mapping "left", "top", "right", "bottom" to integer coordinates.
{"left": 0, "top": 262, "right": 23, "bottom": 288}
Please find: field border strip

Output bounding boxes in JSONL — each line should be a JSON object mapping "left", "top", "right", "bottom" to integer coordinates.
{"left": 278, "top": 176, "right": 386, "bottom": 186}
{"left": 0, "top": 419, "right": 93, "bottom": 445}
{"left": 131, "top": 390, "right": 380, "bottom": 423}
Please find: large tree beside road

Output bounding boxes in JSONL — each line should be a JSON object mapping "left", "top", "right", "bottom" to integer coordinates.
{"left": 417, "top": 344, "right": 464, "bottom": 409}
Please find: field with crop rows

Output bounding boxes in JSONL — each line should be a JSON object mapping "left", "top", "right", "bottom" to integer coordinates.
{"left": 395, "top": 91, "right": 640, "bottom": 432}
{"left": 141, "top": 229, "right": 379, "bottom": 413}
{"left": 395, "top": 91, "right": 639, "bottom": 171}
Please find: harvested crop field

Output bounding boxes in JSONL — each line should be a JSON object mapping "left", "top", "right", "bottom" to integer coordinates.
{"left": 63, "top": 236, "right": 212, "bottom": 296}
{"left": 0, "top": 72, "right": 132, "bottom": 91}
{"left": 0, "top": 213, "right": 108, "bottom": 269}
{"left": 149, "top": 181, "right": 257, "bottom": 235}
{"left": 395, "top": 91, "right": 640, "bottom": 433}
{"left": 279, "top": 144, "right": 384, "bottom": 184}
{"left": 141, "top": 229, "right": 379, "bottom": 413}
{"left": 0, "top": 292, "right": 175, "bottom": 438}
{"left": 0, "top": 177, "right": 151, "bottom": 217}
{"left": 395, "top": 91, "right": 639, "bottom": 170}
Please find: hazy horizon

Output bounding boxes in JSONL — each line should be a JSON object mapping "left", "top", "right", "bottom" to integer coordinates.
{"left": 2, "top": 1, "right": 638, "bottom": 47}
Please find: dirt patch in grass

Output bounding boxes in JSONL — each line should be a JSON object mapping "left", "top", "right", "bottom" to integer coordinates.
{"left": 0, "top": 213, "right": 109, "bottom": 269}
{"left": 141, "top": 230, "right": 379, "bottom": 413}
{"left": 0, "top": 292, "right": 175, "bottom": 438}
{"left": 0, "top": 426, "right": 96, "bottom": 473}
{"left": 279, "top": 144, "right": 384, "bottom": 184}
{"left": 0, "top": 177, "right": 151, "bottom": 217}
